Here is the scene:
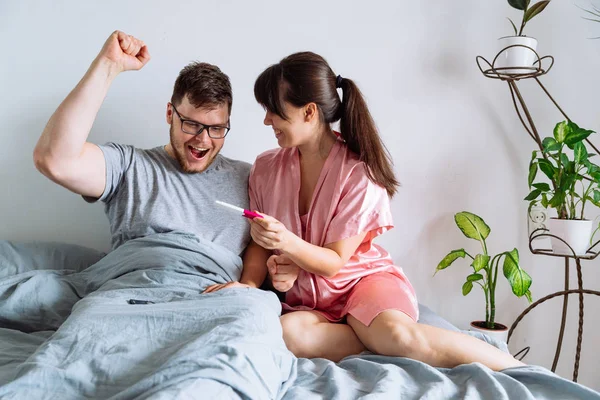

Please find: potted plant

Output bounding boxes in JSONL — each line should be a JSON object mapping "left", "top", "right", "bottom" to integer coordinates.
{"left": 526, "top": 120, "right": 600, "bottom": 255}
{"left": 497, "top": 0, "right": 552, "bottom": 74}
{"left": 435, "top": 212, "right": 532, "bottom": 342}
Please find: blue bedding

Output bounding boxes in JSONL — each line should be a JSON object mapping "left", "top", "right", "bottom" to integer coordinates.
{"left": 0, "top": 233, "right": 597, "bottom": 399}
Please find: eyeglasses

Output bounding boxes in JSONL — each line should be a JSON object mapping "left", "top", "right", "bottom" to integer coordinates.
{"left": 170, "top": 103, "right": 230, "bottom": 139}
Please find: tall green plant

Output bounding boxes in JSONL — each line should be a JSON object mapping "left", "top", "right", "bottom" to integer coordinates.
{"left": 507, "top": 0, "right": 552, "bottom": 36}
{"left": 435, "top": 212, "right": 532, "bottom": 329}
{"left": 526, "top": 121, "right": 599, "bottom": 220}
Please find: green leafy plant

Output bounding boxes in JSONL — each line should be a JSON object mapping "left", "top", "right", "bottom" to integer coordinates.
{"left": 435, "top": 212, "right": 532, "bottom": 329}
{"left": 507, "top": 0, "right": 552, "bottom": 36}
{"left": 578, "top": 2, "right": 600, "bottom": 39}
{"left": 525, "top": 121, "right": 599, "bottom": 220}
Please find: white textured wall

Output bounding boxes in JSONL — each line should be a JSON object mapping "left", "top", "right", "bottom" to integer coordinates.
{"left": 1, "top": 0, "right": 599, "bottom": 390}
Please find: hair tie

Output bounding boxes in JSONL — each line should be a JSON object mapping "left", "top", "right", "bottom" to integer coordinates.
{"left": 335, "top": 75, "right": 343, "bottom": 89}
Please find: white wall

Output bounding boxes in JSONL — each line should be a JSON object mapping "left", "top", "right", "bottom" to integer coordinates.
{"left": 2, "top": 0, "right": 599, "bottom": 390}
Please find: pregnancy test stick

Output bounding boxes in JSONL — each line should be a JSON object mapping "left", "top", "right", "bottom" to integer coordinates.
{"left": 215, "top": 200, "right": 262, "bottom": 219}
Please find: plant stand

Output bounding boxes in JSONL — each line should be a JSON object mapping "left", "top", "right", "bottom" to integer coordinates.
{"left": 510, "top": 230, "right": 600, "bottom": 382}
{"left": 476, "top": 47, "right": 600, "bottom": 382}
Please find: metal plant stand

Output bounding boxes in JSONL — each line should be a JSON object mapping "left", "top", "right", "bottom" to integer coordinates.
{"left": 476, "top": 46, "right": 600, "bottom": 382}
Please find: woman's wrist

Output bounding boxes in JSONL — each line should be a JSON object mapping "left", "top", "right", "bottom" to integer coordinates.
{"left": 280, "top": 230, "right": 303, "bottom": 257}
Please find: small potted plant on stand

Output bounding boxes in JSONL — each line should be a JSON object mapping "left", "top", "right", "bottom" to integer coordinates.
{"left": 526, "top": 120, "right": 600, "bottom": 255}
{"left": 435, "top": 212, "right": 532, "bottom": 342}
{"left": 498, "top": 0, "right": 552, "bottom": 73}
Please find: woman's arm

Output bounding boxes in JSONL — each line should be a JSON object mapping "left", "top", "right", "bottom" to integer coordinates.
{"left": 250, "top": 215, "right": 367, "bottom": 278}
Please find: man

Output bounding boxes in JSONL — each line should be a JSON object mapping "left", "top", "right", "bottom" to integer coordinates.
{"left": 34, "top": 31, "right": 252, "bottom": 257}
{"left": 0, "top": 32, "right": 291, "bottom": 398}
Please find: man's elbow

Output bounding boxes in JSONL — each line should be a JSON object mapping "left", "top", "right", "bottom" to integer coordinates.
{"left": 34, "top": 146, "right": 49, "bottom": 173}
{"left": 33, "top": 147, "right": 66, "bottom": 182}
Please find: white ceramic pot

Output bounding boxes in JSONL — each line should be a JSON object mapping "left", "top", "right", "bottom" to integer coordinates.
{"left": 470, "top": 321, "right": 508, "bottom": 343}
{"left": 496, "top": 36, "right": 538, "bottom": 74}
{"left": 549, "top": 218, "right": 593, "bottom": 255}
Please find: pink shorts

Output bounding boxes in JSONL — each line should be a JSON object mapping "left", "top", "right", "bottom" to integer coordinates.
{"left": 282, "top": 271, "right": 419, "bottom": 327}
{"left": 341, "top": 272, "right": 419, "bottom": 326}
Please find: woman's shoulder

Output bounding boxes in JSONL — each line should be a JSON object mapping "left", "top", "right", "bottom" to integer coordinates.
{"left": 336, "top": 143, "right": 389, "bottom": 195}
{"left": 337, "top": 142, "right": 368, "bottom": 177}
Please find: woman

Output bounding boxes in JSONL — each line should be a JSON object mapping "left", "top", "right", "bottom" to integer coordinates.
{"left": 207, "top": 52, "right": 524, "bottom": 371}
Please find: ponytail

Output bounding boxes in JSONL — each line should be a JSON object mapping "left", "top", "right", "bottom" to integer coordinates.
{"left": 338, "top": 78, "right": 399, "bottom": 197}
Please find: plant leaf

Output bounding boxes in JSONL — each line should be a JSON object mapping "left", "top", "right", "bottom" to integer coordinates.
{"left": 454, "top": 212, "right": 491, "bottom": 241}
{"left": 532, "top": 182, "right": 551, "bottom": 191}
{"left": 435, "top": 249, "right": 466, "bottom": 274}
{"left": 542, "top": 137, "right": 560, "bottom": 152}
{"left": 530, "top": 150, "right": 538, "bottom": 162}
{"left": 507, "top": 17, "right": 519, "bottom": 35}
{"left": 579, "top": 4, "right": 600, "bottom": 18}
{"left": 467, "top": 273, "right": 484, "bottom": 282}
{"left": 589, "top": 197, "right": 600, "bottom": 208}
{"left": 525, "top": 290, "right": 533, "bottom": 303}
{"left": 560, "top": 174, "right": 577, "bottom": 192}
{"left": 462, "top": 281, "right": 474, "bottom": 296}
{"left": 537, "top": 159, "right": 555, "bottom": 180}
{"left": 594, "top": 190, "right": 600, "bottom": 203}
{"left": 574, "top": 142, "right": 588, "bottom": 164}
{"left": 524, "top": 189, "right": 542, "bottom": 201}
{"left": 549, "top": 192, "right": 566, "bottom": 208}
{"left": 528, "top": 162, "right": 538, "bottom": 187}
{"left": 528, "top": 151, "right": 538, "bottom": 187}
{"left": 541, "top": 193, "right": 549, "bottom": 208}
{"left": 587, "top": 162, "right": 600, "bottom": 174}
{"left": 553, "top": 121, "right": 570, "bottom": 144}
{"left": 471, "top": 254, "right": 490, "bottom": 272}
{"left": 565, "top": 127, "right": 594, "bottom": 147}
{"left": 503, "top": 249, "right": 532, "bottom": 297}
{"left": 508, "top": 0, "right": 529, "bottom": 11}
{"left": 524, "top": 0, "right": 551, "bottom": 23}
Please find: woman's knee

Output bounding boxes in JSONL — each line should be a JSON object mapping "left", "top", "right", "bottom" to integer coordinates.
{"left": 370, "top": 316, "right": 422, "bottom": 356}
{"left": 280, "top": 314, "right": 313, "bottom": 357}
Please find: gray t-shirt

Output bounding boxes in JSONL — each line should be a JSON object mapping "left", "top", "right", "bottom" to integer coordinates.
{"left": 86, "top": 143, "right": 251, "bottom": 255}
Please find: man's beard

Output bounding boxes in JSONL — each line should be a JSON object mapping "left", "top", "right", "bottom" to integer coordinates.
{"left": 169, "top": 125, "right": 214, "bottom": 174}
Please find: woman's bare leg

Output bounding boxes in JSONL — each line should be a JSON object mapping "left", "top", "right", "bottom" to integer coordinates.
{"left": 347, "top": 310, "right": 525, "bottom": 371}
{"left": 280, "top": 311, "right": 366, "bottom": 362}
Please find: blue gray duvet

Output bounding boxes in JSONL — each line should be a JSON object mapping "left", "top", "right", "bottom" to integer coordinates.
{"left": 0, "top": 233, "right": 597, "bottom": 399}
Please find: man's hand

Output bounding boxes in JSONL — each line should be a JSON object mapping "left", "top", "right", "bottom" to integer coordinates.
{"left": 97, "top": 30, "right": 151, "bottom": 73}
{"left": 267, "top": 254, "right": 300, "bottom": 292}
{"left": 250, "top": 213, "right": 296, "bottom": 252}
{"left": 203, "top": 281, "right": 251, "bottom": 294}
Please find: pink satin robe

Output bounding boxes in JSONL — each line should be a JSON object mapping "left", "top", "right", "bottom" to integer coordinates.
{"left": 249, "top": 138, "right": 418, "bottom": 322}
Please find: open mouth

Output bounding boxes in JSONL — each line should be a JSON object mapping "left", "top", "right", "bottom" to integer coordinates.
{"left": 188, "top": 145, "right": 209, "bottom": 160}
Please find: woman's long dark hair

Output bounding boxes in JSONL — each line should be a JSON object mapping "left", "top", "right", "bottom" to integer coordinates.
{"left": 254, "top": 51, "right": 399, "bottom": 197}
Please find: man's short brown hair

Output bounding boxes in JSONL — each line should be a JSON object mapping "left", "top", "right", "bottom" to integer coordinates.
{"left": 171, "top": 62, "right": 232, "bottom": 115}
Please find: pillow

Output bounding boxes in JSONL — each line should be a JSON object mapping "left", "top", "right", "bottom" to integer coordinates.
{"left": 0, "top": 241, "right": 105, "bottom": 279}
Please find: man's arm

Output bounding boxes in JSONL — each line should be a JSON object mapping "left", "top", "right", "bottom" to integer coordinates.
{"left": 240, "top": 240, "right": 270, "bottom": 288}
{"left": 33, "top": 30, "right": 150, "bottom": 198}
{"left": 202, "top": 240, "right": 270, "bottom": 294}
